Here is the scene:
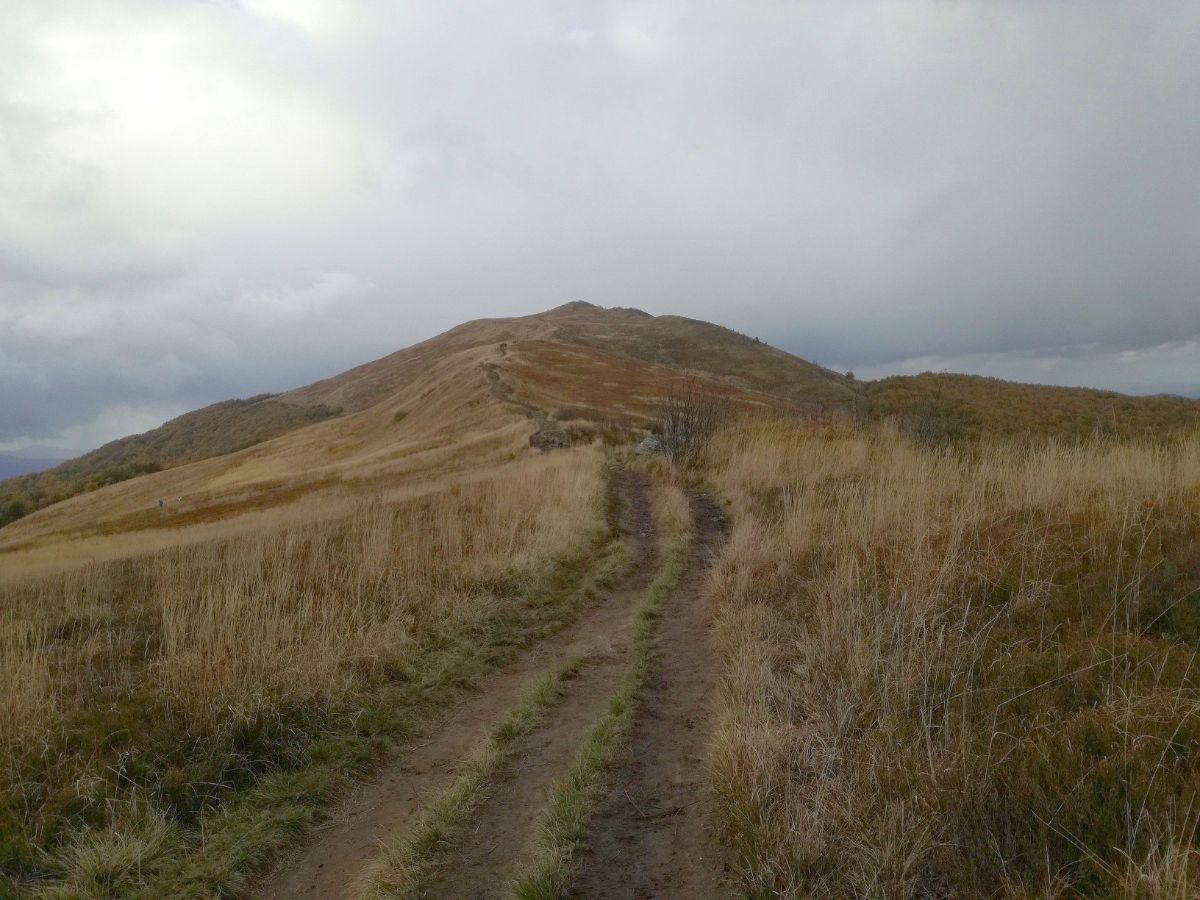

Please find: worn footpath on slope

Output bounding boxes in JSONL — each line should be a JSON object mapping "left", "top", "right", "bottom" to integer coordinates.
{"left": 568, "top": 491, "right": 731, "bottom": 899}
{"left": 257, "top": 471, "right": 658, "bottom": 900}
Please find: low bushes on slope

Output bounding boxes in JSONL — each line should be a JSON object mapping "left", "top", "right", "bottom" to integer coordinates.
{"left": 868, "top": 373, "right": 1200, "bottom": 443}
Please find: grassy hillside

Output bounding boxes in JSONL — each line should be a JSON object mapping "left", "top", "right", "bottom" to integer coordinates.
{"left": 5, "top": 302, "right": 1200, "bottom": 897}
{"left": 4, "top": 302, "right": 1197, "bottom": 546}
{"left": 283, "top": 301, "right": 861, "bottom": 416}
{"left": 0, "top": 303, "right": 856, "bottom": 542}
{"left": 0, "top": 395, "right": 340, "bottom": 527}
{"left": 0, "top": 449, "right": 611, "bottom": 897}
{"left": 868, "top": 372, "right": 1200, "bottom": 441}
{"left": 12, "top": 303, "right": 1196, "bottom": 538}
{"left": 0, "top": 346, "right": 526, "bottom": 579}
{"left": 544, "top": 302, "right": 860, "bottom": 408}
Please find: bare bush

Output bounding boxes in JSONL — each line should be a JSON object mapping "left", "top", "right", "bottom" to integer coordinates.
{"left": 656, "top": 377, "right": 731, "bottom": 467}
{"left": 904, "top": 401, "right": 968, "bottom": 447}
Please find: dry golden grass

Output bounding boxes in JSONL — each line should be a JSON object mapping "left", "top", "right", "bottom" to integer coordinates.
{"left": 0, "top": 448, "right": 608, "bottom": 897}
{"left": 0, "top": 336, "right": 528, "bottom": 560}
{"left": 0, "top": 395, "right": 341, "bottom": 525}
{"left": 868, "top": 372, "right": 1200, "bottom": 442}
{"left": 706, "top": 420, "right": 1200, "bottom": 897}
{"left": 0, "top": 302, "right": 830, "bottom": 556}
{"left": 10, "top": 301, "right": 1200, "bottom": 897}
{"left": 0, "top": 432, "right": 559, "bottom": 586}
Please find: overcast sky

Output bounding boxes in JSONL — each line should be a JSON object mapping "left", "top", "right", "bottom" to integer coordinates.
{"left": 2, "top": 1, "right": 1198, "bottom": 453}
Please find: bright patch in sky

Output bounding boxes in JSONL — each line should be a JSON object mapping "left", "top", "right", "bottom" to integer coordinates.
{"left": 240, "top": 0, "right": 357, "bottom": 36}
{"left": 25, "top": 18, "right": 358, "bottom": 232}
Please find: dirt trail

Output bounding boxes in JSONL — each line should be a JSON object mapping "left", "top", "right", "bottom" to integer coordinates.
{"left": 428, "top": 473, "right": 673, "bottom": 897}
{"left": 568, "top": 491, "right": 730, "bottom": 900}
{"left": 257, "top": 471, "right": 657, "bottom": 900}
{"left": 428, "top": 643, "right": 625, "bottom": 898}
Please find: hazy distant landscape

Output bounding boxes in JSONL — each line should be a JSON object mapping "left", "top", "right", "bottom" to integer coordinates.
{"left": 0, "top": 453, "right": 67, "bottom": 482}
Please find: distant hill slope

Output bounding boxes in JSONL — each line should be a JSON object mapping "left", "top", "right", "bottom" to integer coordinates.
{"left": 867, "top": 373, "right": 1200, "bottom": 441}
{"left": 3, "top": 303, "right": 1198, "bottom": 539}
{"left": 0, "top": 302, "right": 856, "bottom": 542}
{"left": 277, "top": 301, "right": 860, "bottom": 414}
{"left": 0, "top": 394, "right": 339, "bottom": 526}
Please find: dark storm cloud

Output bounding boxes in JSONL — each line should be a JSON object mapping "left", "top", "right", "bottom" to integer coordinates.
{"left": 1, "top": 1, "right": 1198, "bottom": 451}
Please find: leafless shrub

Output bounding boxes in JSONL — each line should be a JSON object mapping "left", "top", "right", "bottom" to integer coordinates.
{"left": 657, "top": 377, "right": 731, "bottom": 467}
{"left": 904, "top": 402, "right": 967, "bottom": 447}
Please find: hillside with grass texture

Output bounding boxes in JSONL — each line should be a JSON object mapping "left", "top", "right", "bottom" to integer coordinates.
{"left": 4, "top": 302, "right": 1198, "bottom": 538}
{"left": 3, "top": 303, "right": 1200, "bottom": 898}
{"left": 0, "top": 302, "right": 850, "bottom": 550}
{"left": 0, "top": 395, "right": 341, "bottom": 527}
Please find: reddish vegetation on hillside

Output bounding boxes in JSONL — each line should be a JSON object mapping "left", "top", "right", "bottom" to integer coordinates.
{"left": 3, "top": 303, "right": 1200, "bottom": 898}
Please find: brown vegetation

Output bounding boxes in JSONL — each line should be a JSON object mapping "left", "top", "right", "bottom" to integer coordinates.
{"left": 0, "top": 303, "right": 854, "bottom": 541}
{"left": 8, "top": 305, "right": 1197, "bottom": 550}
{"left": 5, "top": 304, "right": 1200, "bottom": 898}
{"left": 706, "top": 420, "right": 1200, "bottom": 897}
{"left": 657, "top": 377, "right": 732, "bottom": 467}
{"left": 869, "top": 372, "right": 1200, "bottom": 442}
{"left": 0, "top": 395, "right": 340, "bottom": 524}
{"left": 0, "top": 450, "right": 607, "bottom": 897}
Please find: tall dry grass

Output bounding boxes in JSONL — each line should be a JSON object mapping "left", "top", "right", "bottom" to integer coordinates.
{"left": 0, "top": 449, "right": 606, "bottom": 895}
{"left": 707, "top": 421, "right": 1200, "bottom": 897}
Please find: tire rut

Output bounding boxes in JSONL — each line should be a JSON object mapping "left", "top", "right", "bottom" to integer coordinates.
{"left": 425, "top": 642, "right": 626, "bottom": 898}
{"left": 256, "top": 470, "right": 657, "bottom": 900}
{"left": 568, "top": 491, "right": 730, "bottom": 900}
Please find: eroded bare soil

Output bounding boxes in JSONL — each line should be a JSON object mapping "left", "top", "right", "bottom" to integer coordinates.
{"left": 567, "top": 491, "right": 731, "bottom": 900}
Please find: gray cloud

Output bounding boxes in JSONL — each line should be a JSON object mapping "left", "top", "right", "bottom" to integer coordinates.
{"left": 1, "top": 0, "right": 1198, "bottom": 450}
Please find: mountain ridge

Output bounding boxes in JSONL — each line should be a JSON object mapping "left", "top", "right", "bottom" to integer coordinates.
{"left": 2, "top": 303, "right": 1198, "bottom": 537}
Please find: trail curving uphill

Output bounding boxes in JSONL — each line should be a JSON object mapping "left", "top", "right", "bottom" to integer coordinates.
{"left": 568, "top": 491, "right": 731, "bottom": 899}
{"left": 257, "top": 471, "right": 657, "bottom": 900}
